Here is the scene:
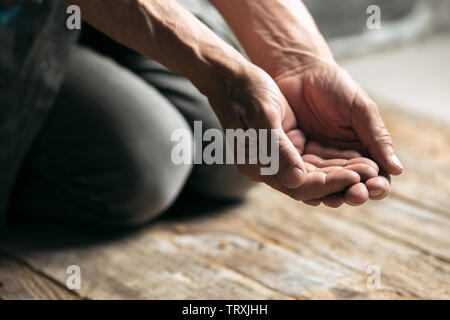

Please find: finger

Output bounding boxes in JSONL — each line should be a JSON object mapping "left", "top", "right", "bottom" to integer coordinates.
{"left": 380, "top": 168, "right": 391, "bottom": 184}
{"left": 302, "top": 154, "right": 325, "bottom": 167}
{"left": 312, "top": 162, "right": 378, "bottom": 182}
{"left": 303, "top": 154, "right": 379, "bottom": 171}
{"left": 303, "top": 199, "right": 322, "bottom": 206}
{"left": 322, "top": 193, "right": 346, "bottom": 208}
{"left": 302, "top": 154, "right": 348, "bottom": 168}
{"left": 305, "top": 141, "right": 362, "bottom": 159}
{"left": 344, "top": 182, "right": 369, "bottom": 206}
{"left": 316, "top": 166, "right": 343, "bottom": 174}
{"left": 321, "top": 159, "right": 349, "bottom": 167}
{"left": 286, "top": 129, "right": 307, "bottom": 155}
{"left": 352, "top": 90, "right": 404, "bottom": 175}
{"left": 346, "top": 157, "right": 379, "bottom": 172}
{"left": 311, "top": 134, "right": 366, "bottom": 154}
{"left": 366, "top": 176, "right": 391, "bottom": 200}
{"left": 304, "top": 162, "right": 318, "bottom": 172}
{"left": 275, "top": 129, "right": 307, "bottom": 189}
{"left": 293, "top": 169, "right": 360, "bottom": 201}
{"left": 344, "top": 163, "right": 378, "bottom": 182}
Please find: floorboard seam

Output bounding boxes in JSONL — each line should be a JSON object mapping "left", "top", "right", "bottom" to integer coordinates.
{"left": 343, "top": 215, "right": 450, "bottom": 266}
{"left": 158, "top": 232, "right": 297, "bottom": 300}
{"left": 0, "top": 249, "right": 86, "bottom": 300}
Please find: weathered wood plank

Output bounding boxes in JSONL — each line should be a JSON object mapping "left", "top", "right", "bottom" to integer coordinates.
{"left": 162, "top": 229, "right": 411, "bottom": 299}
{"left": 0, "top": 252, "right": 79, "bottom": 300}
{"left": 240, "top": 187, "right": 450, "bottom": 299}
{"left": 152, "top": 183, "right": 449, "bottom": 299}
{"left": 0, "top": 227, "right": 287, "bottom": 299}
{"left": 382, "top": 107, "right": 450, "bottom": 170}
{"left": 0, "top": 107, "right": 447, "bottom": 300}
{"left": 391, "top": 149, "right": 450, "bottom": 216}
{"left": 381, "top": 107, "right": 450, "bottom": 215}
{"left": 340, "top": 198, "right": 450, "bottom": 259}
{"left": 2, "top": 158, "right": 448, "bottom": 299}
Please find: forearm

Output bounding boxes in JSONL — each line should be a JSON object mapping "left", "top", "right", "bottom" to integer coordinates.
{"left": 63, "top": 0, "right": 249, "bottom": 99}
{"left": 210, "top": 0, "right": 334, "bottom": 78}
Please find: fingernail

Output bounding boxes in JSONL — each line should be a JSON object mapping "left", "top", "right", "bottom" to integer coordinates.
{"left": 282, "top": 167, "right": 304, "bottom": 188}
{"left": 391, "top": 155, "right": 404, "bottom": 170}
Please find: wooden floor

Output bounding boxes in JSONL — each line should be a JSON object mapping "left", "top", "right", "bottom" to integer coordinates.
{"left": 0, "top": 106, "right": 449, "bottom": 300}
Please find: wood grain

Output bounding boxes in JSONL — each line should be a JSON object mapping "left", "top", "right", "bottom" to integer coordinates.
{"left": 382, "top": 108, "right": 450, "bottom": 214}
{"left": 0, "top": 252, "right": 79, "bottom": 300}
{"left": 0, "top": 228, "right": 287, "bottom": 299}
{"left": 153, "top": 188, "right": 449, "bottom": 299}
{"left": 0, "top": 107, "right": 448, "bottom": 299}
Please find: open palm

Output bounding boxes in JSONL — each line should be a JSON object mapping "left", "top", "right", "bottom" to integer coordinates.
{"left": 275, "top": 59, "right": 402, "bottom": 204}
{"left": 210, "top": 65, "right": 385, "bottom": 207}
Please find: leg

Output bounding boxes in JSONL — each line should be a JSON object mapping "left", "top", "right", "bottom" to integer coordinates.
{"left": 80, "top": 25, "right": 256, "bottom": 200}
{"left": 9, "top": 46, "right": 193, "bottom": 227}
{"left": 111, "top": 49, "right": 257, "bottom": 200}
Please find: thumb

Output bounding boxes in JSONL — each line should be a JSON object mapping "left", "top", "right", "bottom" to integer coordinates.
{"left": 274, "top": 129, "right": 307, "bottom": 188}
{"left": 352, "top": 91, "right": 404, "bottom": 175}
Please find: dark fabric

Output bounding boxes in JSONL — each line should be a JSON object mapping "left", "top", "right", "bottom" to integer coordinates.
{"left": 0, "top": 0, "right": 79, "bottom": 230}
{"left": 79, "top": 36, "right": 254, "bottom": 201}
{"left": 9, "top": 46, "right": 194, "bottom": 227}
{"left": 0, "top": 0, "right": 242, "bottom": 230}
{"left": 8, "top": 46, "right": 253, "bottom": 227}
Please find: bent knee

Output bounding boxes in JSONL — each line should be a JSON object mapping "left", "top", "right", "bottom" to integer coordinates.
{"left": 92, "top": 160, "right": 193, "bottom": 227}
{"left": 85, "top": 117, "right": 194, "bottom": 227}
{"left": 188, "top": 164, "right": 257, "bottom": 201}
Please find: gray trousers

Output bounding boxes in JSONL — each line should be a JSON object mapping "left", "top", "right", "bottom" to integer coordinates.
{"left": 8, "top": 45, "right": 254, "bottom": 227}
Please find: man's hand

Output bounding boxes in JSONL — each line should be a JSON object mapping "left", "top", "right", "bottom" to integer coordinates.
{"left": 275, "top": 58, "right": 403, "bottom": 174}
{"left": 302, "top": 143, "right": 391, "bottom": 207}
{"left": 211, "top": 0, "right": 403, "bottom": 205}
{"left": 211, "top": 63, "right": 382, "bottom": 204}
{"left": 71, "top": 0, "right": 394, "bottom": 206}
{"left": 274, "top": 58, "right": 401, "bottom": 204}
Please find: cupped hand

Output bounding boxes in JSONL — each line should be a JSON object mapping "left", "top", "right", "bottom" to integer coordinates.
{"left": 274, "top": 58, "right": 404, "bottom": 179}
{"left": 208, "top": 63, "right": 388, "bottom": 205}
{"left": 285, "top": 130, "right": 390, "bottom": 207}
{"left": 301, "top": 141, "right": 391, "bottom": 207}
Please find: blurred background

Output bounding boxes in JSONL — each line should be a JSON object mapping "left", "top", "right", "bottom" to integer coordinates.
{"left": 306, "top": 0, "right": 450, "bottom": 125}
{"left": 200, "top": 0, "right": 450, "bottom": 124}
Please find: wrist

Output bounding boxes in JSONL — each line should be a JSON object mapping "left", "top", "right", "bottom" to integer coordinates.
{"left": 193, "top": 46, "right": 252, "bottom": 106}
{"left": 262, "top": 41, "right": 335, "bottom": 80}
{"left": 211, "top": 0, "right": 335, "bottom": 79}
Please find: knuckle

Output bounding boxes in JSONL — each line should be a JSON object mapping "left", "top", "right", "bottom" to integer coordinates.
{"left": 371, "top": 130, "right": 394, "bottom": 150}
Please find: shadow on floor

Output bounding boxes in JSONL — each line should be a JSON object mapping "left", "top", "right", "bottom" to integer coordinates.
{"left": 0, "top": 187, "right": 243, "bottom": 252}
